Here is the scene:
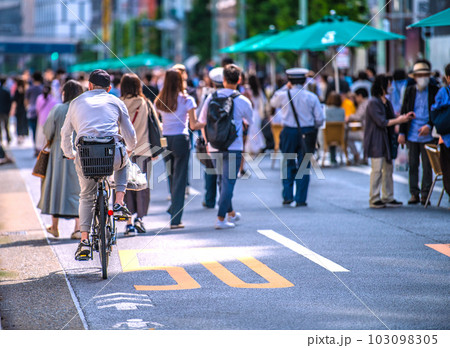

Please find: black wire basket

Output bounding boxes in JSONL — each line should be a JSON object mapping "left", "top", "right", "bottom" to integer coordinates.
{"left": 78, "top": 137, "right": 115, "bottom": 179}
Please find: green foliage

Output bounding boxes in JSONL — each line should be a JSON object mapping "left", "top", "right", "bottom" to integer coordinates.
{"left": 187, "top": 0, "right": 212, "bottom": 63}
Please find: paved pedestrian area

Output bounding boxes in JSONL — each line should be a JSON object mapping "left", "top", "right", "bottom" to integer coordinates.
{"left": 0, "top": 140, "right": 449, "bottom": 330}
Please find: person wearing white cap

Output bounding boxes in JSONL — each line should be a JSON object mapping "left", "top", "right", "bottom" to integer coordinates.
{"left": 398, "top": 60, "right": 440, "bottom": 205}
{"left": 270, "top": 67, "right": 325, "bottom": 206}
{"left": 197, "top": 67, "right": 224, "bottom": 209}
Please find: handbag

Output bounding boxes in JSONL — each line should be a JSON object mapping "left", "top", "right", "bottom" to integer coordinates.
{"left": 32, "top": 140, "right": 51, "bottom": 178}
{"left": 430, "top": 87, "right": 450, "bottom": 135}
{"left": 146, "top": 100, "right": 166, "bottom": 158}
{"left": 195, "top": 136, "right": 214, "bottom": 168}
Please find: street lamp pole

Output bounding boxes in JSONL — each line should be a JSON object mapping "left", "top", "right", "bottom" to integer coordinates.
{"left": 299, "top": 0, "right": 308, "bottom": 68}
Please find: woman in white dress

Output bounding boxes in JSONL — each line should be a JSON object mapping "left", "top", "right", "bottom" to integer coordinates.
{"left": 245, "top": 75, "right": 266, "bottom": 157}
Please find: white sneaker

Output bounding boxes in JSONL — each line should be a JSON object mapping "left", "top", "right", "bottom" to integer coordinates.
{"left": 215, "top": 219, "right": 235, "bottom": 229}
{"left": 227, "top": 212, "right": 241, "bottom": 223}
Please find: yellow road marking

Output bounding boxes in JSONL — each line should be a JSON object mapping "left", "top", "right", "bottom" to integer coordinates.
{"left": 118, "top": 249, "right": 293, "bottom": 290}
{"left": 119, "top": 250, "right": 201, "bottom": 291}
{"left": 201, "top": 256, "right": 294, "bottom": 288}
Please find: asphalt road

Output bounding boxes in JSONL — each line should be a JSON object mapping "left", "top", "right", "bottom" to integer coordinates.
{"left": 9, "top": 143, "right": 450, "bottom": 330}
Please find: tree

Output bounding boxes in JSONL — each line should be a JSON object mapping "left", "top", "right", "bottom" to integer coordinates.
{"left": 187, "top": 0, "right": 212, "bottom": 63}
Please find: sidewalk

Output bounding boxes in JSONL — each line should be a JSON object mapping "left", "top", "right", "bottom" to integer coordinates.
{"left": 0, "top": 157, "right": 84, "bottom": 330}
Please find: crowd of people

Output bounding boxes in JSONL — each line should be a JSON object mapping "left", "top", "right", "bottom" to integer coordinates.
{"left": 0, "top": 57, "right": 449, "bottom": 259}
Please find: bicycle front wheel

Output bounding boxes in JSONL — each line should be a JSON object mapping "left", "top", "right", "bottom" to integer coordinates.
{"left": 98, "top": 187, "right": 109, "bottom": 279}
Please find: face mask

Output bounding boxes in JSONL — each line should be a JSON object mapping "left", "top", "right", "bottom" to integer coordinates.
{"left": 416, "top": 77, "right": 430, "bottom": 89}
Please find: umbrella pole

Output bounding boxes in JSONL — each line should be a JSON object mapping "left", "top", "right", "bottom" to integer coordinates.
{"left": 333, "top": 47, "right": 340, "bottom": 94}
{"left": 269, "top": 53, "right": 276, "bottom": 91}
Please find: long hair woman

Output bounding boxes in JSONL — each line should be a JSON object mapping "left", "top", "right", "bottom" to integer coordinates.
{"left": 155, "top": 69, "right": 204, "bottom": 229}
{"left": 38, "top": 80, "right": 84, "bottom": 239}
{"left": 35, "top": 83, "right": 58, "bottom": 151}
{"left": 364, "top": 74, "right": 414, "bottom": 208}
{"left": 120, "top": 73, "right": 160, "bottom": 235}
{"left": 245, "top": 74, "right": 266, "bottom": 157}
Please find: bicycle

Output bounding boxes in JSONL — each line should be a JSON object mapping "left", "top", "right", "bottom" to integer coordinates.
{"left": 77, "top": 136, "right": 127, "bottom": 279}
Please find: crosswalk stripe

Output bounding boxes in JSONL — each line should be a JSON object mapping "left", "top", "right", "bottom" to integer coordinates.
{"left": 257, "top": 229, "right": 349, "bottom": 273}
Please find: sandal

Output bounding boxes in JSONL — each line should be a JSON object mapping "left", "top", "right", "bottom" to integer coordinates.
{"left": 71, "top": 230, "right": 81, "bottom": 240}
{"left": 46, "top": 226, "right": 59, "bottom": 238}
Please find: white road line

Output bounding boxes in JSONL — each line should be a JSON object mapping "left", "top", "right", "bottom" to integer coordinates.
{"left": 257, "top": 229, "right": 349, "bottom": 273}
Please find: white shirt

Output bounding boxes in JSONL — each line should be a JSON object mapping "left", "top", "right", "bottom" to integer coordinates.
{"left": 158, "top": 93, "right": 197, "bottom": 136}
{"left": 198, "top": 88, "right": 253, "bottom": 152}
{"left": 270, "top": 84, "right": 324, "bottom": 129}
{"left": 61, "top": 89, "right": 137, "bottom": 158}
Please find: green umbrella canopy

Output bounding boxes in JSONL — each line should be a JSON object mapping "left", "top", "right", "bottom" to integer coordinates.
{"left": 69, "top": 54, "right": 172, "bottom": 72}
{"left": 238, "top": 24, "right": 304, "bottom": 53}
{"left": 262, "top": 13, "right": 405, "bottom": 51}
{"left": 109, "top": 53, "right": 173, "bottom": 69}
{"left": 219, "top": 28, "right": 279, "bottom": 54}
{"left": 408, "top": 8, "right": 450, "bottom": 28}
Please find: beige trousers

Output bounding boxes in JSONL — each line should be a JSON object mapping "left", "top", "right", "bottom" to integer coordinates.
{"left": 369, "top": 157, "right": 394, "bottom": 204}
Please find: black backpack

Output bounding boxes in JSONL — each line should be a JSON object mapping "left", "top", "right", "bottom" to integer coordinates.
{"left": 205, "top": 91, "right": 240, "bottom": 151}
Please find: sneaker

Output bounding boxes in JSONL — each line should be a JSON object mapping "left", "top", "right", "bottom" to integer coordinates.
{"left": 282, "top": 200, "right": 293, "bottom": 205}
{"left": 113, "top": 203, "right": 131, "bottom": 218}
{"left": 124, "top": 224, "right": 136, "bottom": 236}
{"left": 384, "top": 199, "right": 403, "bottom": 207}
{"left": 227, "top": 212, "right": 241, "bottom": 223}
{"left": 408, "top": 195, "right": 420, "bottom": 205}
{"left": 134, "top": 218, "right": 146, "bottom": 233}
{"left": 75, "top": 239, "right": 91, "bottom": 261}
{"left": 370, "top": 200, "right": 386, "bottom": 209}
{"left": 294, "top": 202, "right": 308, "bottom": 207}
{"left": 215, "top": 219, "right": 235, "bottom": 229}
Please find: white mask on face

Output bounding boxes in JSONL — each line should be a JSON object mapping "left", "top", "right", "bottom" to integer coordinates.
{"left": 416, "top": 77, "right": 430, "bottom": 89}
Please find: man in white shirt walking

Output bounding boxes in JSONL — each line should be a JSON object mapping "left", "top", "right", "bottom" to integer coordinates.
{"left": 61, "top": 69, "right": 137, "bottom": 260}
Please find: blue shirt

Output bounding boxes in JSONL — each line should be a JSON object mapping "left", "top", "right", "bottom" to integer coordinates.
{"left": 431, "top": 87, "right": 450, "bottom": 147}
{"left": 408, "top": 87, "right": 433, "bottom": 143}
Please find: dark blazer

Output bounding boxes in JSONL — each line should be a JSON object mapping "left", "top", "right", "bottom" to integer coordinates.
{"left": 399, "top": 83, "right": 439, "bottom": 140}
{"left": 0, "top": 86, "right": 11, "bottom": 115}
{"left": 364, "top": 97, "right": 394, "bottom": 161}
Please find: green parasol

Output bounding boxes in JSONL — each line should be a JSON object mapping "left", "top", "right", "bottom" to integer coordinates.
{"left": 408, "top": 8, "right": 450, "bottom": 28}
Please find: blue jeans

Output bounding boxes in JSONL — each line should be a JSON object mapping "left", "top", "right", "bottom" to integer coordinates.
{"left": 217, "top": 151, "right": 242, "bottom": 218}
{"left": 280, "top": 127, "right": 317, "bottom": 204}
{"left": 204, "top": 171, "right": 217, "bottom": 208}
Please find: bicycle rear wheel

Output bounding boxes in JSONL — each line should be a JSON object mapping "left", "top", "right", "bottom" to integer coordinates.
{"left": 98, "top": 186, "right": 109, "bottom": 279}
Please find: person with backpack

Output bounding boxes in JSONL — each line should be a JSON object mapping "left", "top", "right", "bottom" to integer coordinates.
{"left": 155, "top": 69, "right": 204, "bottom": 229}
{"left": 430, "top": 63, "right": 450, "bottom": 197}
{"left": 270, "top": 68, "right": 325, "bottom": 207}
{"left": 197, "top": 67, "right": 224, "bottom": 209}
{"left": 198, "top": 64, "right": 253, "bottom": 229}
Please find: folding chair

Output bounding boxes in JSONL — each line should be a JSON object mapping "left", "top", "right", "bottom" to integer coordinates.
{"left": 424, "top": 144, "right": 445, "bottom": 208}
{"left": 321, "top": 121, "right": 348, "bottom": 166}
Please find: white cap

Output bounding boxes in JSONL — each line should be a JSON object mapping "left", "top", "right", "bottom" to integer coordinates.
{"left": 285, "top": 68, "right": 309, "bottom": 79}
{"left": 209, "top": 67, "right": 224, "bottom": 85}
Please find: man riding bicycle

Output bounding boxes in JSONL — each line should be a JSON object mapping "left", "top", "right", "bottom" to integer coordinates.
{"left": 61, "top": 69, "right": 137, "bottom": 261}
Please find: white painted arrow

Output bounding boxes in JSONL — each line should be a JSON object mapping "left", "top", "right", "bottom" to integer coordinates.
{"left": 97, "top": 302, "right": 154, "bottom": 310}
